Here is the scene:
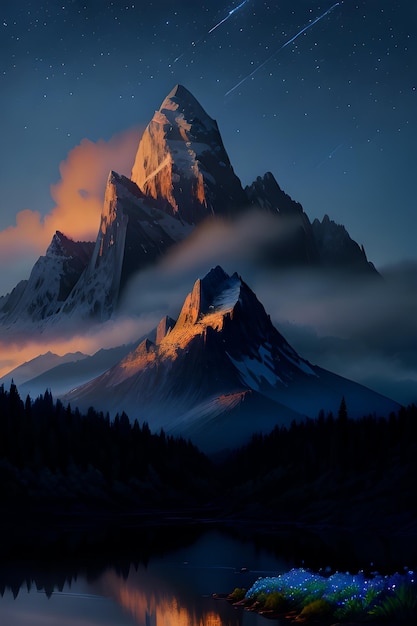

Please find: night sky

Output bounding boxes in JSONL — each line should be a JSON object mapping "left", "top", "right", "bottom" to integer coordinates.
{"left": 0, "top": 1, "right": 416, "bottom": 405}
{"left": 1, "top": 0, "right": 416, "bottom": 292}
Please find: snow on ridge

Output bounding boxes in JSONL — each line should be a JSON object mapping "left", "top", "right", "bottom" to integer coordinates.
{"left": 211, "top": 279, "right": 241, "bottom": 312}
{"left": 162, "top": 85, "right": 218, "bottom": 132}
{"left": 163, "top": 138, "right": 214, "bottom": 181}
{"left": 279, "top": 347, "right": 317, "bottom": 377}
{"left": 227, "top": 349, "right": 283, "bottom": 391}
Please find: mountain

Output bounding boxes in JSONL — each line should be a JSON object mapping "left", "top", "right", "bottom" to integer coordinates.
{"left": 245, "top": 171, "right": 320, "bottom": 266}
{"left": 312, "top": 214, "right": 377, "bottom": 272}
{"left": 0, "top": 232, "right": 94, "bottom": 326}
{"left": 15, "top": 343, "right": 138, "bottom": 399}
{"left": 131, "top": 84, "right": 248, "bottom": 224}
{"left": 59, "top": 172, "right": 192, "bottom": 320}
{"left": 0, "top": 85, "right": 378, "bottom": 329}
{"left": 0, "top": 350, "right": 88, "bottom": 390}
{"left": 65, "top": 266, "right": 398, "bottom": 452}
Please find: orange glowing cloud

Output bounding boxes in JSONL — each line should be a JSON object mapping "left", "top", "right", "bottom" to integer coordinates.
{"left": 0, "top": 127, "right": 142, "bottom": 293}
{"left": 45, "top": 130, "right": 141, "bottom": 241}
{"left": 0, "top": 313, "right": 158, "bottom": 380}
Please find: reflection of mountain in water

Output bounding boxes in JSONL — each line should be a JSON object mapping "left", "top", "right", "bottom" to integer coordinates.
{"left": 0, "top": 528, "right": 415, "bottom": 625}
{"left": 0, "top": 524, "right": 414, "bottom": 606}
{"left": 90, "top": 530, "right": 288, "bottom": 625}
{"left": 99, "top": 569, "right": 240, "bottom": 626}
{"left": 0, "top": 531, "right": 288, "bottom": 626}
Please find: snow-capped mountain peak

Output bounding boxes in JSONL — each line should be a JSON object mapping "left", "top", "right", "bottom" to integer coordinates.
{"left": 175, "top": 265, "right": 240, "bottom": 326}
{"left": 65, "top": 265, "right": 399, "bottom": 452}
{"left": 46, "top": 230, "right": 92, "bottom": 262}
{"left": 0, "top": 231, "right": 94, "bottom": 327}
{"left": 155, "top": 84, "right": 218, "bottom": 133}
{"left": 0, "top": 84, "right": 379, "bottom": 332}
{"left": 130, "top": 84, "right": 247, "bottom": 223}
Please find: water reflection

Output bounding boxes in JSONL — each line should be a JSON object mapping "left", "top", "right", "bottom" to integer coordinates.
{"left": 101, "top": 570, "right": 239, "bottom": 625}
{"left": 0, "top": 530, "right": 288, "bottom": 625}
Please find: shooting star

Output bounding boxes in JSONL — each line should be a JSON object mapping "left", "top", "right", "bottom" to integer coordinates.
{"left": 225, "top": 2, "right": 340, "bottom": 96}
{"left": 209, "top": 0, "right": 249, "bottom": 34}
{"left": 172, "top": 0, "right": 249, "bottom": 64}
{"left": 315, "top": 142, "right": 345, "bottom": 168}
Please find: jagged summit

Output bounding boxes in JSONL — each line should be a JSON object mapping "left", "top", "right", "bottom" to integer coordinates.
{"left": 312, "top": 214, "right": 378, "bottom": 273}
{"left": 245, "top": 172, "right": 319, "bottom": 266}
{"left": 0, "top": 231, "right": 94, "bottom": 325}
{"left": 175, "top": 266, "right": 240, "bottom": 327}
{"left": 159, "top": 84, "right": 218, "bottom": 132}
{"left": 65, "top": 265, "right": 399, "bottom": 452}
{"left": 155, "top": 315, "right": 176, "bottom": 344}
{"left": 131, "top": 84, "right": 247, "bottom": 224}
{"left": 245, "top": 172, "right": 304, "bottom": 216}
{"left": 61, "top": 171, "right": 192, "bottom": 319}
{"left": 46, "top": 231, "right": 92, "bottom": 262}
{"left": 0, "top": 84, "right": 379, "bottom": 330}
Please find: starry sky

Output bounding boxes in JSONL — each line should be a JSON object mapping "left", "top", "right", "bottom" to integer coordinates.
{"left": 0, "top": 0, "right": 416, "bottom": 406}
{"left": 1, "top": 0, "right": 416, "bottom": 295}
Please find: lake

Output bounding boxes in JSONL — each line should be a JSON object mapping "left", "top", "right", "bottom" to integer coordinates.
{"left": 0, "top": 521, "right": 413, "bottom": 625}
{"left": 0, "top": 529, "right": 295, "bottom": 625}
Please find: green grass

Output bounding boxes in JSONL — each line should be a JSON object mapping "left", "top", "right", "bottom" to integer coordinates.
{"left": 369, "top": 583, "right": 417, "bottom": 624}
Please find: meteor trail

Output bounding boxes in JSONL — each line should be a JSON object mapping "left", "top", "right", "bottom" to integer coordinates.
{"left": 225, "top": 2, "right": 340, "bottom": 96}
{"left": 172, "top": 0, "right": 249, "bottom": 65}
{"left": 315, "top": 142, "right": 345, "bottom": 168}
{"left": 208, "top": 0, "right": 249, "bottom": 34}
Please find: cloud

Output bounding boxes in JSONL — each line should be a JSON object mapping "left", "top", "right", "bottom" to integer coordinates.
{"left": 118, "top": 210, "right": 299, "bottom": 316}
{"left": 120, "top": 215, "right": 417, "bottom": 406}
{"left": 1, "top": 204, "right": 415, "bottom": 406}
{"left": 0, "top": 313, "right": 158, "bottom": 381}
{"left": 0, "top": 127, "right": 142, "bottom": 294}
{"left": 261, "top": 261, "right": 417, "bottom": 406}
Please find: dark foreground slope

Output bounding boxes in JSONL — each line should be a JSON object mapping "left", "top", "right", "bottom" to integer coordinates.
{"left": 0, "top": 383, "right": 416, "bottom": 568}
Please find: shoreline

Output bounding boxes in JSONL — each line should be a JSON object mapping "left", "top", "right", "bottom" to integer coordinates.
{"left": 1, "top": 504, "right": 416, "bottom": 574}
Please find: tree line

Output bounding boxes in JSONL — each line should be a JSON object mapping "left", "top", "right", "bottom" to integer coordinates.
{"left": 0, "top": 382, "right": 212, "bottom": 509}
{"left": 218, "top": 398, "right": 417, "bottom": 528}
{"left": 0, "top": 382, "right": 416, "bottom": 529}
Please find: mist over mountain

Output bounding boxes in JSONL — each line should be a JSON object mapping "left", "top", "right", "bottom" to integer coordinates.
{"left": 0, "top": 85, "right": 414, "bottom": 409}
{"left": 0, "top": 84, "right": 376, "bottom": 331}
{"left": 65, "top": 266, "right": 399, "bottom": 452}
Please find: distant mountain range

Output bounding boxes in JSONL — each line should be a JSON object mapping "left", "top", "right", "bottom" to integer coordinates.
{"left": 0, "top": 84, "right": 376, "bottom": 329}
{"left": 0, "top": 343, "right": 137, "bottom": 399}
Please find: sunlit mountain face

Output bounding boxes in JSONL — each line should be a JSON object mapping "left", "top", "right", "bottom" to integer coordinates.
{"left": 0, "top": 84, "right": 377, "bottom": 331}
{"left": 64, "top": 266, "right": 399, "bottom": 452}
{"left": 0, "top": 85, "right": 415, "bottom": 411}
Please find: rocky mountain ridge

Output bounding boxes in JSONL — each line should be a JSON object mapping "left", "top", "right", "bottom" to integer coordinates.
{"left": 0, "top": 84, "right": 377, "bottom": 329}
{"left": 65, "top": 266, "right": 398, "bottom": 452}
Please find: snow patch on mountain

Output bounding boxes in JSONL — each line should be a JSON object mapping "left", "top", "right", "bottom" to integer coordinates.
{"left": 227, "top": 349, "right": 283, "bottom": 390}
{"left": 0, "top": 231, "right": 94, "bottom": 328}
{"left": 212, "top": 275, "right": 241, "bottom": 311}
{"left": 281, "top": 348, "right": 317, "bottom": 377}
